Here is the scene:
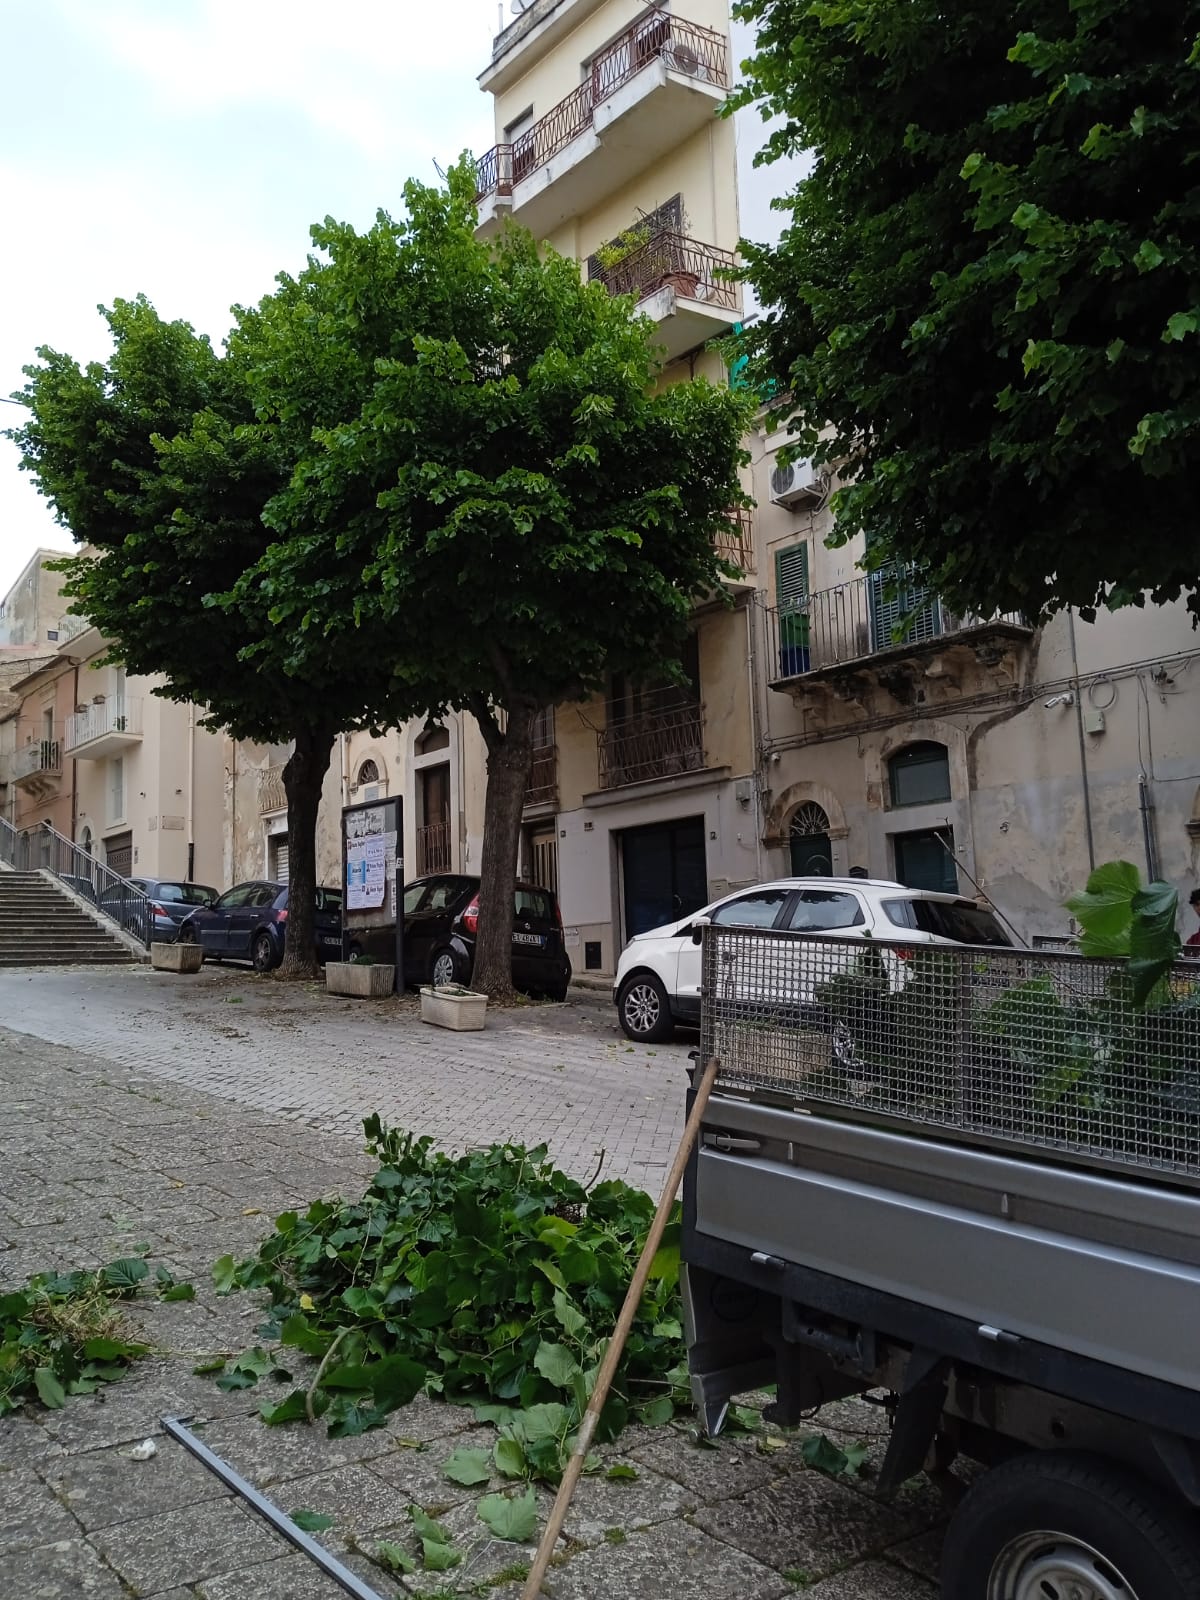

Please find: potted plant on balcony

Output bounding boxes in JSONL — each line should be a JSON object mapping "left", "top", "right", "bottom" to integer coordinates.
{"left": 595, "top": 224, "right": 651, "bottom": 295}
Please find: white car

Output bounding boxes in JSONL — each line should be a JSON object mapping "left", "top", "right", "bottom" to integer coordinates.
{"left": 613, "top": 876, "right": 1011, "bottom": 1042}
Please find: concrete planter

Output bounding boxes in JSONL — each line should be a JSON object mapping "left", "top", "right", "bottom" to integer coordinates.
{"left": 420, "top": 984, "right": 487, "bottom": 1031}
{"left": 150, "top": 941, "right": 203, "bottom": 973}
{"left": 325, "top": 962, "right": 395, "bottom": 998}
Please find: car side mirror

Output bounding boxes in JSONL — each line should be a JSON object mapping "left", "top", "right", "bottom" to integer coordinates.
{"left": 690, "top": 915, "right": 711, "bottom": 947}
{"left": 203, "top": 896, "right": 216, "bottom": 909}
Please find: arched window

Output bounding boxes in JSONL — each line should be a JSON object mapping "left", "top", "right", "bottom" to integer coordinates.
{"left": 888, "top": 742, "right": 951, "bottom": 808}
{"left": 789, "top": 802, "right": 832, "bottom": 876}
{"left": 357, "top": 758, "right": 382, "bottom": 803}
{"left": 416, "top": 722, "right": 450, "bottom": 756}
{"left": 80, "top": 825, "right": 93, "bottom": 857}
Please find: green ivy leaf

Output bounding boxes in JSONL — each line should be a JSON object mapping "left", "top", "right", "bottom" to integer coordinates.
{"left": 494, "top": 1437, "right": 528, "bottom": 1478}
{"left": 34, "top": 1367, "right": 66, "bottom": 1409}
{"left": 211, "top": 1254, "right": 238, "bottom": 1295}
{"left": 99, "top": 1257, "right": 150, "bottom": 1293}
{"left": 159, "top": 1282, "right": 196, "bottom": 1302}
{"left": 260, "top": 1389, "right": 309, "bottom": 1425}
{"left": 409, "top": 1504, "right": 451, "bottom": 1544}
{"left": 533, "top": 1341, "right": 581, "bottom": 1391}
{"left": 422, "top": 1537, "right": 463, "bottom": 1572}
{"left": 291, "top": 1508, "right": 334, "bottom": 1533}
{"left": 443, "top": 1446, "right": 492, "bottom": 1486}
{"left": 375, "top": 1541, "right": 415, "bottom": 1575}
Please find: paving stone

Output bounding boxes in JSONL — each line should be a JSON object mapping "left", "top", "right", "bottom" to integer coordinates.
{"left": 197, "top": 1551, "right": 358, "bottom": 1600}
{"left": 195, "top": 1414, "right": 395, "bottom": 1489}
{"left": 626, "top": 1422, "right": 788, "bottom": 1502}
{"left": 40, "top": 1437, "right": 228, "bottom": 1531}
{"left": 692, "top": 1467, "right": 912, "bottom": 1582}
{"left": 0, "top": 1414, "right": 66, "bottom": 1468}
{"left": 0, "top": 1465, "right": 82, "bottom": 1550}
{"left": 806, "top": 1559, "right": 939, "bottom": 1596}
{"left": 563, "top": 1456, "right": 694, "bottom": 1545}
{"left": 266, "top": 1462, "right": 414, "bottom": 1536}
{"left": 88, "top": 1496, "right": 287, "bottom": 1590}
{"left": 542, "top": 1519, "right": 792, "bottom": 1600}
{"left": 886, "top": 1528, "right": 944, "bottom": 1584}
{"left": 381, "top": 1393, "right": 475, "bottom": 1445}
{"left": 366, "top": 1440, "right": 480, "bottom": 1511}
{"left": 365, "top": 1492, "right": 542, "bottom": 1595}
{"left": 1, "top": 1534, "right": 131, "bottom": 1597}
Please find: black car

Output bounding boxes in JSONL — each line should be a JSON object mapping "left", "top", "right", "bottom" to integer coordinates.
{"left": 116, "top": 878, "right": 219, "bottom": 943}
{"left": 349, "top": 874, "right": 571, "bottom": 1000}
{"left": 178, "top": 881, "right": 343, "bottom": 971}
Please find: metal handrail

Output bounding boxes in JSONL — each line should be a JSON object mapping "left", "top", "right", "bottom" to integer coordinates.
{"left": 64, "top": 695, "right": 142, "bottom": 752}
{"left": 525, "top": 746, "right": 558, "bottom": 809}
{"left": 475, "top": 10, "right": 729, "bottom": 202}
{"left": 596, "top": 229, "right": 737, "bottom": 310}
{"left": 417, "top": 820, "right": 452, "bottom": 876}
{"left": 598, "top": 687, "right": 705, "bottom": 789}
{"left": 714, "top": 509, "right": 755, "bottom": 574}
{"left": 0, "top": 819, "right": 153, "bottom": 947}
{"left": 12, "top": 739, "right": 62, "bottom": 781}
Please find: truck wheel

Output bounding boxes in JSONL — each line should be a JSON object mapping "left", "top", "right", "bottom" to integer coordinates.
{"left": 941, "top": 1450, "right": 1200, "bottom": 1600}
{"left": 617, "top": 973, "right": 674, "bottom": 1042}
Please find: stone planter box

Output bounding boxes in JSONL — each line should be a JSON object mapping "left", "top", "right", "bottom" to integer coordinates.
{"left": 325, "top": 962, "right": 396, "bottom": 999}
{"left": 420, "top": 985, "right": 487, "bottom": 1031}
{"left": 150, "top": 941, "right": 203, "bottom": 973}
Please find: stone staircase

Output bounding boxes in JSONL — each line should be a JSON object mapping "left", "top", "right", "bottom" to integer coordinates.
{"left": 0, "top": 870, "right": 139, "bottom": 967}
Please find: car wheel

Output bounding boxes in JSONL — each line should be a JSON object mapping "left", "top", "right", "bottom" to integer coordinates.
{"left": 618, "top": 973, "right": 674, "bottom": 1043}
{"left": 430, "top": 947, "right": 463, "bottom": 988}
{"left": 941, "top": 1450, "right": 1200, "bottom": 1600}
{"left": 251, "top": 931, "right": 277, "bottom": 974}
{"left": 177, "top": 924, "right": 197, "bottom": 944}
{"left": 545, "top": 983, "right": 570, "bottom": 1004}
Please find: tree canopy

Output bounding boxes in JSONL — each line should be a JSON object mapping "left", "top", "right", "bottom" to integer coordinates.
{"left": 732, "top": 0, "right": 1200, "bottom": 622}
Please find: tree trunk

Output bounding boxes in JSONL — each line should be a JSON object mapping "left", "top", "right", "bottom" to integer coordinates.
{"left": 279, "top": 724, "right": 335, "bottom": 979}
{"left": 470, "top": 700, "right": 537, "bottom": 1000}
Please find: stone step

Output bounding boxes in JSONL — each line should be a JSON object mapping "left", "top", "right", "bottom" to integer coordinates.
{"left": 0, "top": 954, "right": 136, "bottom": 967}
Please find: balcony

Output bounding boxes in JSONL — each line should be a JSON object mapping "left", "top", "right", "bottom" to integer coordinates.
{"left": 475, "top": 11, "right": 729, "bottom": 239}
{"left": 12, "top": 739, "right": 62, "bottom": 790}
{"left": 258, "top": 763, "right": 287, "bottom": 815}
{"left": 764, "top": 574, "right": 1034, "bottom": 705}
{"left": 417, "top": 820, "right": 452, "bottom": 876}
{"left": 713, "top": 509, "right": 755, "bottom": 584}
{"left": 597, "top": 687, "right": 704, "bottom": 790}
{"left": 64, "top": 696, "right": 143, "bottom": 760}
{"left": 525, "top": 744, "right": 558, "bottom": 812}
{"left": 596, "top": 229, "right": 739, "bottom": 358}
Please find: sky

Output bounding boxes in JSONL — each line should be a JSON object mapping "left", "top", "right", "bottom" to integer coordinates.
{"left": 0, "top": 2, "right": 797, "bottom": 599}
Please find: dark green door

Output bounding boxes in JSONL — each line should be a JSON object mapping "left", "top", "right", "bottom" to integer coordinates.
{"left": 789, "top": 803, "right": 833, "bottom": 875}
{"left": 893, "top": 828, "right": 958, "bottom": 894}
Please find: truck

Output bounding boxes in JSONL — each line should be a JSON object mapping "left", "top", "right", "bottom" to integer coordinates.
{"left": 681, "top": 919, "right": 1200, "bottom": 1598}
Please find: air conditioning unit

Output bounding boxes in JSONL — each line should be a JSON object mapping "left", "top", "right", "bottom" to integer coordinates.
{"left": 666, "top": 43, "right": 714, "bottom": 81}
{"left": 769, "top": 460, "right": 823, "bottom": 507}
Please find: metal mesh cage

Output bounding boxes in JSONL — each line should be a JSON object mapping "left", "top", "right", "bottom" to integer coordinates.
{"left": 699, "top": 924, "right": 1200, "bottom": 1183}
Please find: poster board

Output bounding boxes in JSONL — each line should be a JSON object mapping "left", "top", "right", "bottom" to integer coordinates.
{"left": 340, "top": 796, "right": 403, "bottom": 992}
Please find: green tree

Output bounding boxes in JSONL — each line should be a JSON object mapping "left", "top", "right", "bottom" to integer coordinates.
{"left": 242, "top": 168, "right": 751, "bottom": 997}
{"left": 731, "top": 0, "right": 1200, "bottom": 622}
{"left": 7, "top": 296, "right": 417, "bottom": 975}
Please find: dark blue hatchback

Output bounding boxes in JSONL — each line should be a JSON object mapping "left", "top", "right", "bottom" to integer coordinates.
{"left": 177, "top": 881, "right": 342, "bottom": 971}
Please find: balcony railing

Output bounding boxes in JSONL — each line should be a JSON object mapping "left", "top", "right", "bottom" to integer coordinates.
{"left": 417, "top": 820, "right": 452, "bottom": 876}
{"left": 598, "top": 688, "right": 705, "bottom": 789}
{"left": 13, "top": 739, "right": 61, "bottom": 783}
{"left": 258, "top": 763, "right": 287, "bottom": 815}
{"left": 475, "top": 11, "right": 729, "bottom": 203}
{"left": 525, "top": 745, "right": 558, "bottom": 809}
{"left": 714, "top": 509, "right": 755, "bottom": 575}
{"left": 64, "top": 695, "right": 142, "bottom": 753}
{"left": 597, "top": 229, "right": 737, "bottom": 311}
{"left": 764, "top": 573, "right": 1031, "bottom": 681}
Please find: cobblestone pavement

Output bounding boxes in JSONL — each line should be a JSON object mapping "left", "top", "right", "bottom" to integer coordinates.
{"left": 0, "top": 983, "right": 954, "bottom": 1598}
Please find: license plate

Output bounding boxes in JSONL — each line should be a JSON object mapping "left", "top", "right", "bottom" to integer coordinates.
{"left": 512, "top": 932, "right": 544, "bottom": 947}
{"left": 320, "top": 934, "right": 341, "bottom": 947}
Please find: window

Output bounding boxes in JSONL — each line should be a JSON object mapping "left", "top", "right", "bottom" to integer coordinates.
{"left": 268, "top": 835, "right": 289, "bottom": 883}
{"left": 711, "top": 888, "right": 791, "bottom": 928}
{"left": 789, "top": 802, "right": 832, "bottom": 876}
{"left": 155, "top": 882, "right": 212, "bottom": 906}
{"left": 883, "top": 898, "right": 1009, "bottom": 946}
{"left": 775, "top": 544, "right": 810, "bottom": 675}
{"left": 216, "top": 884, "right": 258, "bottom": 909}
{"left": 888, "top": 742, "right": 951, "bottom": 808}
{"left": 357, "top": 758, "right": 381, "bottom": 803}
{"left": 893, "top": 829, "right": 958, "bottom": 894}
{"left": 109, "top": 756, "right": 125, "bottom": 821}
{"left": 514, "top": 888, "right": 555, "bottom": 922}
{"left": 416, "top": 722, "right": 450, "bottom": 756}
{"left": 786, "top": 890, "right": 865, "bottom": 932}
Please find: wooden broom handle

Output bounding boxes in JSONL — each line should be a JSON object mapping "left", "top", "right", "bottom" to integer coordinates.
{"left": 519, "top": 1054, "right": 721, "bottom": 1600}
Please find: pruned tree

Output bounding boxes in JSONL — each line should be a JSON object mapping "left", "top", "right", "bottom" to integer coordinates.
{"left": 243, "top": 167, "right": 751, "bottom": 997}
{"left": 731, "top": 0, "right": 1200, "bottom": 622}
{"left": 7, "top": 295, "right": 418, "bottom": 975}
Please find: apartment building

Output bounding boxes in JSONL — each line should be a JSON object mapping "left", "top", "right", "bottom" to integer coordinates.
{"left": 3, "top": 617, "right": 225, "bottom": 885}
{"left": 752, "top": 419, "right": 1200, "bottom": 942}
{"left": 0, "top": 548, "right": 70, "bottom": 651}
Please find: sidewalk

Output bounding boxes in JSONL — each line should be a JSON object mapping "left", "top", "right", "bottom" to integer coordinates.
{"left": 0, "top": 1017, "right": 948, "bottom": 1598}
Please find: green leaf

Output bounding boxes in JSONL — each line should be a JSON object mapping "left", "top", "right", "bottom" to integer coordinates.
{"left": 605, "top": 1464, "right": 639, "bottom": 1481}
{"left": 193, "top": 1357, "right": 226, "bottom": 1376}
{"left": 800, "top": 1432, "right": 865, "bottom": 1477}
{"left": 99, "top": 1257, "right": 150, "bottom": 1292}
{"left": 81, "top": 1337, "right": 145, "bottom": 1361}
{"left": 375, "top": 1540, "right": 416, "bottom": 1575}
{"left": 159, "top": 1282, "right": 196, "bottom": 1302}
{"left": 211, "top": 1254, "right": 238, "bottom": 1295}
{"left": 34, "top": 1368, "right": 66, "bottom": 1409}
{"left": 494, "top": 1437, "right": 528, "bottom": 1478}
{"left": 291, "top": 1508, "right": 334, "bottom": 1533}
{"left": 552, "top": 1290, "right": 587, "bottom": 1339}
{"left": 422, "top": 1537, "right": 463, "bottom": 1572}
{"left": 533, "top": 1341, "right": 581, "bottom": 1391}
{"left": 638, "top": 1395, "right": 674, "bottom": 1427}
{"left": 260, "top": 1389, "right": 309, "bottom": 1425}
{"left": 409, "top": 1505, "right": 452, "bottom": 1545}
{"left": 477, "top": 1487, "right": 538, "bottom": 1543}
{"left": 443, "top": 1446, "right": 492, "bottom": 1486}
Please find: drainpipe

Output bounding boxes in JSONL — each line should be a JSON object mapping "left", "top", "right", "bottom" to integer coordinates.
{"left": 70, "top": 662, "right": 79, "bottom": 843}
{"left": 186, "top": 703, "right": 195, "bottom": 881}
{"left": 339, "top": 731, "right": 349, "bottom": 807}
{"left": 744, "top": 599, "right": 764, "bottom": 881}
{"left": 1066, "top": 609, "right": 1096, "bottom": 871}
{"left": 1138, "top": 771, "right": 1159, "bottom": 881}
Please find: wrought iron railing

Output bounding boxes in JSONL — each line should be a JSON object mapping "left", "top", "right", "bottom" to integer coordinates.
{"left": 0, "top": 818, "right": 152, "bottom": 946}
{"left": 475, "top": 10, "right": 729, "bottom": 202}
{"left": 596, "top": 229, "right": 737, "bottom": 310}
{"left": 12, "top": 739, "right": 62, "bottom": 783}
{"left": 598, "top": 688, "right": 704, "bottom": 789}
{"left": 258, "top": 763, "right": 287, "bottom": 815}
{"left": 763, "top": 574, "right": 1031, "bottom": 680}
{"left": 417, "top": 820, "right": 452, "bottom": 876}
{"left": 64, "top": 695, "right": 142, "bottom": 753}
{"left": 714, "top": 509, "right": 755, "bottom": 575}
{"left": 525, "top": 745, "right": 558, "bottom": 809}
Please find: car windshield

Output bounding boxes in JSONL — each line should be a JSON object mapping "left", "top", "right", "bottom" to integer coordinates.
{"left": 155, "top": 883, "right": 215, "bottom": 905}
{"left": 315, "top": 888, "right": 342, "bottom": 912}
{"left": 514, "top": 888, "right": 555, "bottom": 921}
{"left": 883, "top": 898, "right": 1011, "bottom": 946}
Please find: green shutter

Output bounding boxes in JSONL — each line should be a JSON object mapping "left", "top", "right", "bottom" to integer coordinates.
{"left": 775, "top": 544, "right": 810, "bottom": 673}
{"left": 869, "top": 560, "right": 941, "bottom": 651}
